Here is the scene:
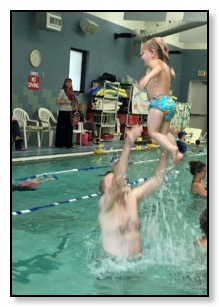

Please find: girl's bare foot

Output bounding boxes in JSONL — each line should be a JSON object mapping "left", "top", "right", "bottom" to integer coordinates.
{"left": 172, "top": 147, "right": 183, "bottom": 165}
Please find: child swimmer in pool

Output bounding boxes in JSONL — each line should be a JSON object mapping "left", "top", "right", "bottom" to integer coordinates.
{"left": 12, "top": 176, "right": 57, "bottom": 191}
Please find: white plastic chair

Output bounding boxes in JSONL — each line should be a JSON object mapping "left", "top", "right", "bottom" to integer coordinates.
{"left": 13, "top": 108, "right": 42, "bottom": 148}
{"left": 200, "top": 132, "right": 207, "bottom": 142}
{"left": 57, "top": 110, "right": 90, "bottom": 145}
{"left": 73, "top": 122, "right": 88, "bottom": 145}
{"left": 38, "top": 108, "right": 57, "bottom": 146}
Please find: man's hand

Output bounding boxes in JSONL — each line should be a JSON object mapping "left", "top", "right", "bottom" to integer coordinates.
{"left": 126, "top": 125, "right": 143, "bottom": 147}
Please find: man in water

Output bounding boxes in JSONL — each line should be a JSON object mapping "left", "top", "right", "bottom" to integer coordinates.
{"left": 98, "top": 125, "right": 172, "bottom": 260}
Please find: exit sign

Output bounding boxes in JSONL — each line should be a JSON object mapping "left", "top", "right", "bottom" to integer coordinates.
{"left": 198, "top": 70, "right": 207, "bottom": 77}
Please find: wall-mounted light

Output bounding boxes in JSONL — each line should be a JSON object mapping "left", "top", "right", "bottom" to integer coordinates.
{"left": 114, "top": 33, "right": 136, "bottom": 39}
{"left": 79, "top": 18, "right": 99, "bottom": 35}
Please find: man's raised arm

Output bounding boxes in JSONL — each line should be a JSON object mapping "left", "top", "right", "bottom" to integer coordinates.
{"left": 112, "top": 125, "right": 143, "bottom": 189}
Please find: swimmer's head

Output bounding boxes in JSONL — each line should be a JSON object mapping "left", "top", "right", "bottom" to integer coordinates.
{"left": 12, "top": 184, "right": 18, "bottom": 191}
{"left": 195, "top": 139, "right": 201, "bottom": 146}
{"left": 189, "top": 161, "right": 207, "bottom": 176}
{"left": 99, "top": 171, "right": 114, "bottom": 194}
{"left": 178, "top": 131, "right": 186, "bottom": 140}
{"left": 111, "top": 157, "right": 119, "bottom": 173}
{"left": 111, "top": 156, "right": 119, "bottom": 165}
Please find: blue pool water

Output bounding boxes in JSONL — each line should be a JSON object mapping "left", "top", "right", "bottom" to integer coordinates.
{"left": 12, "top": 148, "right": 207, "bottom": 295}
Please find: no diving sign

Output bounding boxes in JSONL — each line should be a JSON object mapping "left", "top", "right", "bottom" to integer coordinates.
{"left": 28, "top": 75, "right": 40, "bottom": 90}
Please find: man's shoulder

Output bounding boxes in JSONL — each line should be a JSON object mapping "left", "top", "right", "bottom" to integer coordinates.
{"left": 99, "top": 194, "right": 109, "bottom": 210}
{"left": 99, "top": 195, "right": 105, "bottom": 208}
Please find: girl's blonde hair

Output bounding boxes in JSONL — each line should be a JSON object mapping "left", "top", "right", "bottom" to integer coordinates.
{"left": 142, "top": 37, "right": 170, "bottom": 65}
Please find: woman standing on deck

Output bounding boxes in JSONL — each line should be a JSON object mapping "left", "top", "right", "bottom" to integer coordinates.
{"left": 55, "top": 78, "right": 78, "bottom": 148}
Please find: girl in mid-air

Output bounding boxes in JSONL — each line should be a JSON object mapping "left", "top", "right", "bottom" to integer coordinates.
{"left": 139, "top": 37, "right": 183, "bottom": 165}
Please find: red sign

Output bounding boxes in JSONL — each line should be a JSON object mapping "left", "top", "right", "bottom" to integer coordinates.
{"left": 28, "top": 76, "right": 40, "bottom": 90}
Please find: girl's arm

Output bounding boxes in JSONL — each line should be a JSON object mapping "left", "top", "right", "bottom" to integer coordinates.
{"left": 169, "top": 67, "right": 176, "bottom": 79}
{"left": 138, "top": 59, "right": 162, "bottom": 89}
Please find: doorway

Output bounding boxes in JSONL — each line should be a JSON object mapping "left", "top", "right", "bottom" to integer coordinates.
{"left": 187, "top": 80, "right": 207, "bottom": 134}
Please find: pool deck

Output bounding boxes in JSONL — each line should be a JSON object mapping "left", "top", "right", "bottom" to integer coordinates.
{"left": 12, "top": 140, "right": 126, "bottom": 163}
{"left": 12, "top": 138, "right": 207, "bottom": 164}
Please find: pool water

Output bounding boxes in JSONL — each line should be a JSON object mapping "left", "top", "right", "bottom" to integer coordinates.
{"left": 12, "top": 148, "right": 208, "bottom": 295}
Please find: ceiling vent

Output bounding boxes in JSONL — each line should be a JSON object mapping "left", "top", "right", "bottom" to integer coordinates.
{"left": 79, "top": 18, "right": 99, "bottom": 35}
{"left": 36, "top": 12, "right": 62, "bottom": 32}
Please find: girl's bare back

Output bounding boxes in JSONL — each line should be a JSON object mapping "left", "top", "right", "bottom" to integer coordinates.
{"left": 146, "top": 60, "right": 172, "bottom": 99}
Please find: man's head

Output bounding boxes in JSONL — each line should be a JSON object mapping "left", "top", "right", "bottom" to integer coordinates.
{"left": 111, "top": 156, "right": 119, "bottom": 171}
{"left": 99, "top": 171, "right": 114, "bottom": 194}
{"left": 178, "top": 131, "right": 186, "bottom": 141}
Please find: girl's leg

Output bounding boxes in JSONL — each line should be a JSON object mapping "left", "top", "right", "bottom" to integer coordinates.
{"left": 147, "top": 109, "right": 182, "bottom": 165}
{"left": 147, "top": 108, "right": 173, "bottom": 150}
{"left": 160, "top": 121, "right": 183, "bottom": 165}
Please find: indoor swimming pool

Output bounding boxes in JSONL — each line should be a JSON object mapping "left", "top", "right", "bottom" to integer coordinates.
{"left": 12, "top": 148, "right": 207, "bottom": 296}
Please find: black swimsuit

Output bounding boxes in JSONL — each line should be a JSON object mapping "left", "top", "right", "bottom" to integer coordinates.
{"left": 192, "top": 180, "right": 207, "bottom": 198}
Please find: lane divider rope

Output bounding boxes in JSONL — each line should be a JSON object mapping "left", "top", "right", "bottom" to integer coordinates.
{"left": 12, "top": 159, "right": 159, "bottom": 181}
{"left": 12, "top": 167, "right": 189, "bottom": 216}
{"left": 12, "top": 151, "right": 206, "bottom": 182}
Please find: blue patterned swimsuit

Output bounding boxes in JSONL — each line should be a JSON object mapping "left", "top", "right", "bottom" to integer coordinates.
{"left": 148, "top": 95, "right": 176, "bottom": 121}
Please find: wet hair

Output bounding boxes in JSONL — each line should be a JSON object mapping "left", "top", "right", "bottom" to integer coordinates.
{"left": 12, "top": 184, "right": 36, "bottom": 191}
{"left": 142, "top": 37, "right": 170, "bottom": 65}
{"left": 199, "top": 208, "right": 207, "bottom": 237}
{"left": 12, "top": 184, "right": 18, "bottom": 191}
{"left": 189, "top": 161, "right": 206, "bottom": 176}
{"left": 99, "top": 171, "right": 113, "bottom": 194}
{"left": 99, "top": 178, "right": 105, "bottom": 195}
{"left": 111, "top": 156, "right": 119, "bottom": 165}
{"left": 104, "top": 171, "right": 113, "bottom": 176}
{"left": 195, "top": 140, "right": 201, "bottom": 146}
